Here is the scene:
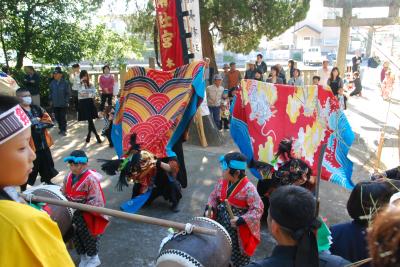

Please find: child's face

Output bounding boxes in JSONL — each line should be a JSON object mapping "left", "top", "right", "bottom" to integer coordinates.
{"left": 69, "top": 163, "right": 87, "bottom": 175}
{"left": 222, "top": 93, "right": 228, "bottom": 99}
{"left": 0, "top": 128, "right": 35, "bottom": 187}
{"left": 313, "top": 79, "right": 319, "bottom": 85}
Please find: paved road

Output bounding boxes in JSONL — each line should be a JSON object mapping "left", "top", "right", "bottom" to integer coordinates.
{"left": 43, "top": 73, "right": 399, "bottom": 266}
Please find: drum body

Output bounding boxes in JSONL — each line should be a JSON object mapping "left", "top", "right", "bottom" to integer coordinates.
{"left": 157, "top": 217, "right": 232, "bottom": 267}
{"left": 24, "top": 184, "right": 74, "bottom": 237}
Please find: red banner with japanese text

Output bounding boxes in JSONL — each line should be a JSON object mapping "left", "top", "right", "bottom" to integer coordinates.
{"left": 155, "top": 0, "right": 185, "bottom": 71}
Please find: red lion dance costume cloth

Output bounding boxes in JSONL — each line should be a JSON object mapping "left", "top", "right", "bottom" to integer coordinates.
{"left": 231, "top": 79, "right": 355, "bottom": 190}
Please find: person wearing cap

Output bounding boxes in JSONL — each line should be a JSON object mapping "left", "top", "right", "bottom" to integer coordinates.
{"left": 206, "top": 152, "right": 263, "bottom": 267}
{"left": 49, "top": 68, "right": 70, "bottom": 136}
{"left": 206, "top": 74, "right": 225, "bottom": 130}
{"left": 221, "top": 63, "right": 230, "bottom": 89}
{"left": 0, "top": 95, "right": 74, "bottom": 266}
{"left": 245, "top": 61, "right": 256, "bottom": 80}
{"left": 23, "top": 66, "right": 41, "bottom": 105}
{"left": 318, "top": 59, "right": 331, "bottom": 87}
{"left": 16, "top": 88, "right": 58, "bottom": 191}
{"left": 255, "top": 54, "right": 267, "bottom": 74}
{"left": 62, "top": 150, "right": 109, "bottom": 267}
{"left": 227, "top": 62, "right": 242, "bottom": 98}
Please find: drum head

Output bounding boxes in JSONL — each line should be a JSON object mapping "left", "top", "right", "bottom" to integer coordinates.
{"left": 157, "top": 217, "right": 232, "bottom": 267}
{"left": 24, "top": 184, "right": 74, "bottom": 236}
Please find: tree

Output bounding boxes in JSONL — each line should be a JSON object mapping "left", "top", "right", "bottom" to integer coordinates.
{"left": 0, "top": 0, "right": 103, "bottom": 69}
{"left": 129, "top": 0, "right": 310, "bottom": 70}
{"left": 85, "top": 24, "right": 146, "bottom": 66}
{"left": 200, "top": 0, "right": 310, "bottom": 69}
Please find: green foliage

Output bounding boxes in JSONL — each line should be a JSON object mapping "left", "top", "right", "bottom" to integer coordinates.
{"left": 0, "top": 0, "right": 103, "bottom": 69}
{"left": 129, "top": 0, "right": 310, "bottom": 55}
{"left": 86, "top": 24, "right": 146, "bottom": 66}
{"left": 201, "top": 0, "right": 311, "bottom": 53}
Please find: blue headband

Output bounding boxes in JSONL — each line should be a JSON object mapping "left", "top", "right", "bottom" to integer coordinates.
{"left": 219, "top": 155, "right": 247, "bottom": 171}
{"left": 63, "top": 156, "right": 88, "bottom": 164}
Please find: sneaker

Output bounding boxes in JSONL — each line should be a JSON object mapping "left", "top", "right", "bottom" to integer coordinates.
{"left": 59, "top": 131, "right": 67, "bottom": 136}
{"left": 78, "top": 254, "right": 90, "bottom": 267}
{"left": 86, "top": 255, "right": 101, "bottom": 267}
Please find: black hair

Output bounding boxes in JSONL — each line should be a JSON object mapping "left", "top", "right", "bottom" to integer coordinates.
{"left": 102, "top": 65, "right": 110, "bottom": 72}
{"left": 269, "top": 185, "right": 320, "bottom": 266}
{"left": 1, "top": 66, "right": 10, "bottom": 74}
{"left": 347, "top": 179, "right": 400, "bottom": 226}
{"left": 224, "top": 152, "right": 247, "bottom": 178}
{"left": 0, "top": 95, "right": 21, "bottom": 114}
{"left": 70, "top": 150, "right": 88, "bottom": 159}
{"left": 274, "top": 158, "right": 312, "bottom": 186}
{"left": 312, "top": 76, "right": 320, "bottom": 81}
{"left": 275, "top": 138, "right": 293, "bottom": 159}
{"left": 79, "top": 70, "right": 89, "bottom": 79}
{"left": 288, "top": 59, "right": 295, "bottom": 68}
{"left": 55, "top": 66, "right": 61, "bottom": 72}
{"left": 271, "top": 65, "right": 279, "bottom": 74}
{"left": 16, "top": 88, "right": 30, "bottom": 94}
{"left": 25, "top": 66, "right": 34, "bottom": 71}
{"left": 72, "top": 63, "right": 80, "bottom": 69}
{"left": 257, "top": 54, "right": 263, "bottom": 58}
{"left": 330, "top": 67, "right": 340, "bottom": 82}
{"left": 270, "top": 185, "right": 316, "bottom": 230}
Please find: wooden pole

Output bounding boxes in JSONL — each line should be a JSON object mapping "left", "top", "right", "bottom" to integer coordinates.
{"left": 224, "top": 200, "right": 235, "bottom": 219}
{"left": 21, "top": 194, "right": 217, "bottom": 236}
{"left": 336, "top": 4, "right": 352, "bottom": 76}
{"left": 195, "top": 110, "right": 208, "bottom": 147}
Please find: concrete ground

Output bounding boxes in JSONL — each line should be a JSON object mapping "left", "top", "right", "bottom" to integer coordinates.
{"left": 38, "top": 69, "right": 399, "bottom": 266}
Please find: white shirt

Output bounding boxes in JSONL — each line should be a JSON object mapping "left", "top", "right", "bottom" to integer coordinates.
{"left": 69, "top": 73, "right": 81, "bottom": 91}
{"left": 318, "top": 68, "right": 331, "bottom": 87}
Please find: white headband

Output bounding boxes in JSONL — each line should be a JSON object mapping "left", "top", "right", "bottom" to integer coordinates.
{"left": 0, "top": 105, "right": 31, "bottom": 145}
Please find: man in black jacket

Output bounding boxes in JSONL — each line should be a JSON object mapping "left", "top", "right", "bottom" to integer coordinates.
{"left": 255, "top": 54, "right": 267, "bottom": 75}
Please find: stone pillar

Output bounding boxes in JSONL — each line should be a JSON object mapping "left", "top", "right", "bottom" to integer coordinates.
{"left": 336, "top": 5, "right": 352, "bottom": 75}
{"left": 366, "top": 27, "right": 374, "bottom": 58}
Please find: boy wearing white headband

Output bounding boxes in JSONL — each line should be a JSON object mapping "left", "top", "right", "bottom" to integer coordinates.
{"left": 206, "top": 152, "right": 263, "bottom": 266}
{"left": 0, "top": 95, "right": 73, "bottom": 266}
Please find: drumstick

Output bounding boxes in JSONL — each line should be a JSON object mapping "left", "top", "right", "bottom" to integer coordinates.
{"left": 21, "top": 194, "right": 217, "bottom": 236}
{"left": 224, "top": 200, "right": 235, "bottom": 219}
{"left": 207, "top": 205, "right": 212, "bottom": 218}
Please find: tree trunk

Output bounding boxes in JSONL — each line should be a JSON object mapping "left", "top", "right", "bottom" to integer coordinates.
{"left": 0, "top": 27, "right": 9, "bottom": 67}
{"left": 201, "top": 22, "right": 218, "bottom": 72}
{"left": 15, "top": 52, "right": 25, "bottom": 70}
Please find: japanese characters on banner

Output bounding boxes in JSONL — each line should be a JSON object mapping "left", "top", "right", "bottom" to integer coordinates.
{"left": 155, "top": 0, "right": 185, "bottom": 71}
{"left": 183, "top": 0, "right": 202, "bottom": 60}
